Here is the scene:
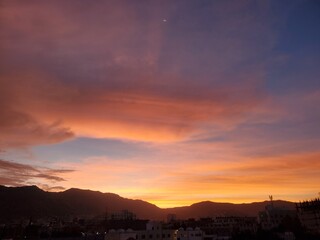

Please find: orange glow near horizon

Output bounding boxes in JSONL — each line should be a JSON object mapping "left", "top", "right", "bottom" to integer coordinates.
{"left": 45, "top": 152, "right": 320, "bottom": 208}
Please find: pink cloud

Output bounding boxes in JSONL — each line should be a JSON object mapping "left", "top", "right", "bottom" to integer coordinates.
{"left": 0, "top": 0, "right": 280, "bottom": 145}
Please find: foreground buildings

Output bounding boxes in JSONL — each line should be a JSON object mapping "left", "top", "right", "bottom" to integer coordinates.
{"left": 1, "top": 198, "right": 320, "bottom": 239}
{"left": 296, "top": 198, "right": 320, "bottom": 234}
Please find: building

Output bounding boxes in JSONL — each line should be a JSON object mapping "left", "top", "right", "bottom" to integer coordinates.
{"left": 199, "top": 216, "right": 257, "bottom": 238}
{"left": 258, "top": 203, "right": 296, "bottom": 230}
{"left": 296, "top": 198, "right": 320, "bottom": 234}
{"left": 106, "top": 221, "right": 175, "bottom": 240}
{"left": 106, "top": 229, "right": 137, "bottom": 240}
{"left": 174, "top": 227, "right": 203, "bottom": 240}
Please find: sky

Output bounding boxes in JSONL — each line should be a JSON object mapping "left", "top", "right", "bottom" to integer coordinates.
{"left": 0, "top": 0, "right": 319, "bottom": 208}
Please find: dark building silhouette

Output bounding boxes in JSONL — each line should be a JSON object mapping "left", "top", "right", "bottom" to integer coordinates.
{"left": 296, "top": 198, "right": 320, "bottom": 234}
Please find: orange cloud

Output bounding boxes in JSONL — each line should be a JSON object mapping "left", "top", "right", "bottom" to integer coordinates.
{"left": 0, "top": 0, "right": 274, "bottom": 146}
{"left": 0, "top": 69, "right": 266, "bottom": 145}
{"left": 0, "top": 73, "right": 74, "bottom": 150}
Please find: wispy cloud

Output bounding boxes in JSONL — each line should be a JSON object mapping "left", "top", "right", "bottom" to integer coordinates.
{"left": 0, "top": 159, "right": 74, "bottom": 190}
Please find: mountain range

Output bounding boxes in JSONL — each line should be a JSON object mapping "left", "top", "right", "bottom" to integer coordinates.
{"left": 0, "top": 185, "right": 296, "bottom": 221}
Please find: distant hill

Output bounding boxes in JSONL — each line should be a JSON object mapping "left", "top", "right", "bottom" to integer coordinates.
{"left": 162, "top": 200, "right": 296, "bottom": 219}
{"left": 0, "top": 185, "right": 295, "bottom": 222}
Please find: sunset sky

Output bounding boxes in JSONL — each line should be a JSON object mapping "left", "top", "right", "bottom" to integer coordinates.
{"left": 0, "top": 0, "right": 319, "bottom": 208}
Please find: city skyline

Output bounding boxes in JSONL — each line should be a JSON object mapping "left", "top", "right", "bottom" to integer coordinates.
{"left": 0, "top": 0, "right": 320, "bottom": 208}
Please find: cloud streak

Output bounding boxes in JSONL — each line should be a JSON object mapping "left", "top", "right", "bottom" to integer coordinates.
{"left": 0, "top": 159, "right": 74, "bottom": 190}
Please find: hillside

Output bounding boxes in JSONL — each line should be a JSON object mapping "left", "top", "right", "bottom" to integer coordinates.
{"left": 0, "top": 185, "right": 295, "bottom": 222}
{"left": 163, "top": 200, "right": 295, "bottom": 219}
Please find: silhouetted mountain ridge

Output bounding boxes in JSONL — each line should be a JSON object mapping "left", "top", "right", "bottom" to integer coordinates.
{"left": 169, "top": 200, "right": 295, "bottom": 219}
{"left": 0, "top": 185, "right": 295, "bottom": 221}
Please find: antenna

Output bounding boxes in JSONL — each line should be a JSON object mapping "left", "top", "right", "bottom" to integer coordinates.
{"left": 269, "top": 195, "right": 273, "bottom": 206}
